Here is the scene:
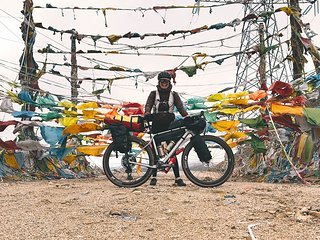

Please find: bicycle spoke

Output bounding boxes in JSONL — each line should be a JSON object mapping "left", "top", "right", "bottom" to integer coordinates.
{"left": 103, "top": 136, "right": 154, "bottom": 187}
{"left": 182, "top": 135, "right": 234, "bottom": 187}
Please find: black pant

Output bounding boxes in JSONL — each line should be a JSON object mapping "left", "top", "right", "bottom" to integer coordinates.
{"left": 152, "top": 155, "right": 180, "bottom": 178}
{"left": 151, "top": 119, "right": 184, "bottom": 179}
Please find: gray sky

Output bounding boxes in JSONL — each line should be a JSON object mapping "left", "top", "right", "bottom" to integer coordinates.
{"left": 1, "top": 0, "right": 320, "bottom": 106}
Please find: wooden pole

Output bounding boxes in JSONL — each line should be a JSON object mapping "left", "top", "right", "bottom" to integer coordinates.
{"left": 19, "top": 0, "right": 38, "bottom": 140}
{"left": 70, "top": 29, "right": 79, "bottom": 104}
{"left": 289, "top": 0, "right": 304, "bottom": 80}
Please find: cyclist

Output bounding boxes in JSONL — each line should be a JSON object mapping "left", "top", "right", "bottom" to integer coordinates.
{"left": 144, "top": 71, "right": 188, "bottom": 187}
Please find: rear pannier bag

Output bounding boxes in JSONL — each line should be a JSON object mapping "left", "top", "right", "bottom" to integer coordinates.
{"left": 104, "top": 116, "right": 144, "bottom": 132}
{"left": 191, "top": 134, "right": 212, "bottom": 163}
{"left": 109, "top": 123, "right": 130, "bottom": 153}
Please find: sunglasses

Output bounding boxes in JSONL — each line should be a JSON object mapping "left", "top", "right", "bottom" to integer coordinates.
{"left": 159, "top": 79, "right": 170, "bottom": 84}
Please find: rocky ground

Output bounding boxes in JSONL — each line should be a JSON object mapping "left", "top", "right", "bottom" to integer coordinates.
{"left": 0, "top": 174, "right": 319, "bottom": 240}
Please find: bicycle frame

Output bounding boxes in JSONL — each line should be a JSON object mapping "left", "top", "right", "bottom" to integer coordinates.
{"left": 152, "top": 128, "right": 194, "bottom": 162}
{"left": 104, "top": 111, "right": 235, "bottom": 188}
{"left": 127, "top": 124, "right": 195, "bottom": 170}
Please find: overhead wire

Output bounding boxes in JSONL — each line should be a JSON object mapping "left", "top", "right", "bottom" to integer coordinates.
{"left": 81, "top": 32, "right": 243, "bottom": 52}
{"left": 33, "top": 2, "right": 241, "bottom": 12}
{"left": 1, "top": 2, "right": 301, "bottom": 105}
{"left": 0, "top": 10, "right": 119, "bottom": 102}
{"left": 0, "top": 3, "right": 236, "bottom": 107}
{"left": 0, "top": 57, "right": 109, "bottom": 103}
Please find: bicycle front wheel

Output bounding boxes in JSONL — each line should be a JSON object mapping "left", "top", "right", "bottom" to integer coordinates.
{"left": 103, "top": 135, "right": 155, "bottom": 188}
{"left": 181, "top": 135, "right": 234, "bottom": 187}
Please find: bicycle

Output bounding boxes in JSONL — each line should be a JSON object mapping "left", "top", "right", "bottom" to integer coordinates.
{"left": 102, "top": 112, "right": 235, "bottom": 188}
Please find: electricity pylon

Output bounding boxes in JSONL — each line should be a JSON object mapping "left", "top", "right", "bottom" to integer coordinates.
{"left": 235, "top": 1, "right": 291, "bottom": 92}
{"left": 234, "top": 0, "right": 318, "bottom": 92}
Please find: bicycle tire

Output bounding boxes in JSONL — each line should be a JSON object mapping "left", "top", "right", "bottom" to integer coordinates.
{"left": 103, "top": 135, "right": 155, "bottom": 188}
{"left": 181, "top": 135, "right": 235, "bottom": 187}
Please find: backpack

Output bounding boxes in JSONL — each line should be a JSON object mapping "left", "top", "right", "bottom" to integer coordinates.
{"left": 108, "top": 123, "right": 130, "bottom": 153}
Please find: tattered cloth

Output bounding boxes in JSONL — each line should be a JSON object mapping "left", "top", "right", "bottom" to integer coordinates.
{"left": 0, "top": 120, "right": 19, "bottom": 132}
{"left": 0, "top": 139, "right": 20, "bottom": 150}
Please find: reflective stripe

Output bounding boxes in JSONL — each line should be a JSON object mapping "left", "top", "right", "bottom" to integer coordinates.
{"left": 153, "top": 90, "right": 174, "bottom": 113}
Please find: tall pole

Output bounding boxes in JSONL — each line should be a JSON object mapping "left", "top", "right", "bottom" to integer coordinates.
{"left": 235, "top": 1, "right": 291, "bottom": 92}
{"left": 289, "top": 0, "right": 304, "bottom": 80}
{"left": 258, "top": 23, "right": 267, "bottom": 90}
{"left": 20, "top": 0, "right": 39, "bottom": 111}
{"left": 19, "top": 0, "right": 38, "bottom": 140}
{"left": 70, "top": 29, "right": 78, "bottom": 104}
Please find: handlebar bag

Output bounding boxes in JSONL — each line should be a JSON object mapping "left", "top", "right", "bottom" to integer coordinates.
{"left": 184, "top": 115, "right": 206, "bottom": 134}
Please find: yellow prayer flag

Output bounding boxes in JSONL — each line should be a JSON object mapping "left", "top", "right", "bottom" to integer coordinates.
{"left": 63, "top": 154, "right": 77, "bottom": 164}
{"left": 229, "top": 98, "right": 249, "bottom": 105}
{"left": 136, "top": 155, "right": 142, "bottom": 174}
{"left": 224, "top": 131, "right": 247, "bottom": 141}
{"left": 114, "top": 115, "right": 139, "bottom": 123}
{"left": 226, "top": 91, "right": 249, "bottom": 99}
{"left": 226, "top": 140, "right": 238, "bottom": 148}
{"left": 243, "top": 105, "right": 261, "bottom": 113}
{"left": 76, "top": 102, "right": 99, "bottom": 110}
{"left": 59, "top": 101, "right": 75, "bottom": 109}
{"left": 211, "top": 120, "right": 240, "bottom": 133}
{"left": 47, "top": 161, "right": 58, "bottom": 174}
{"left": 270, "top": 103, "right": 303, "bottom": 116}
{"left": 82, "top": 110, "right": 101, "bottom": 120}
{"left": 107, "top": 34, "right": 122, "bottom": 44}
{"left": 276, "top": 6, "right": 293, "bottom": 16}
{"left": 4, "top": 152, "right": 19, "bottom": 169}
{"left": 297, "top": 133, "right": 308, "bottom": 159}
{"left": 63, "top": 109, "right": 78, "bottom": 117}
{"left": 77, "top": 145, "right": 108, "bottom": 156}
{"left": 63, "top": 122, "right": 101, "bottom": 135}
{"left": 207, "top": 93, "right": 225, "bottom": 102}
{"left": 59, "top": 117, "right": 78, "bottom": 127}
{"left": 7, "top": 91, "right": 23, "bottom": 104}
{"left": 219, "top": 108, "right": 241, "bottom": 115}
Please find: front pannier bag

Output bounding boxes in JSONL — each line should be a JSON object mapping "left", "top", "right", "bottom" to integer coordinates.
{"left": 108, "top": 123, "right": 130, "bottom": 153}
{"left": 191, "top": 134, "right": 212, "bottom": 163}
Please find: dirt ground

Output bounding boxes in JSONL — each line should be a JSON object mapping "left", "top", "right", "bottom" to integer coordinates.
{"left": 0, "top": 174, "right": 319, "bottom": 240}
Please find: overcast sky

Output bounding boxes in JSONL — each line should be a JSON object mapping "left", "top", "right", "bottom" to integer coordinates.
{"left": 1, "top": 0, "right": 320, "bottom": 106}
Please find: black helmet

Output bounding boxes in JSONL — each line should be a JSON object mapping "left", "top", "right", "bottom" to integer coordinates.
{"left": 158, "top": 71, "right": 172, "bottom": 81}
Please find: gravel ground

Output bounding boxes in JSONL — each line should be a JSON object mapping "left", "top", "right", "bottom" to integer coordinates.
{"left": 0, "top": 174, "right": 319, "bottom": 240}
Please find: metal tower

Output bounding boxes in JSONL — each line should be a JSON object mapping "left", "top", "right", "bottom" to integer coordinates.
{"left": 234, "top": 0, "right": 318, "bottom": 92}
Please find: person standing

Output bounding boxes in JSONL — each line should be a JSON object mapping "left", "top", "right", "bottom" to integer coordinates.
{"left": 144, "top": 71, "right": 188, "bottom": 186}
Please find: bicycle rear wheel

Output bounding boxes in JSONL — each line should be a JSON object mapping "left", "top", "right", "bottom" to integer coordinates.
{"left": 181, "top": 135, "right": 234, "bottom": 187}
{"left": 103, "top": 135, "right": 155, "bottom": 187}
